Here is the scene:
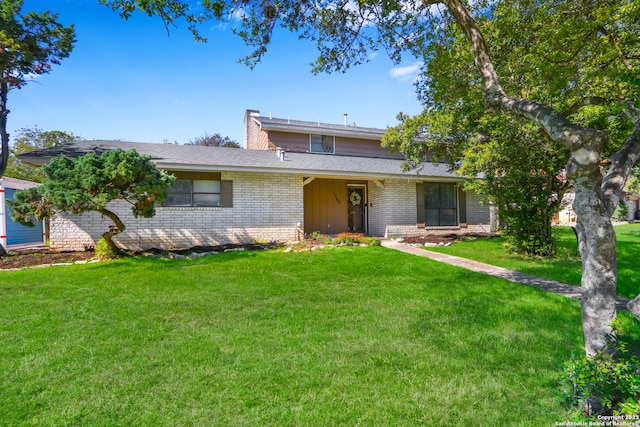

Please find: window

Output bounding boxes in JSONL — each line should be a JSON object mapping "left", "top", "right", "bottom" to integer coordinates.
{"left": 162, "top": 172, "right": 233, "bottom": 208}
{"left": 163, "top": 179, "right": 220, "bottom": 207}
{"left": 310, "top": 134, "right": 335, "bottom": 154}
{"left": 423, "top": 183, "right": 458, "bottom": 226}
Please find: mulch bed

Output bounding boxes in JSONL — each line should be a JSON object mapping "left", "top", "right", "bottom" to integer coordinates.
{"left": 0, "top": 243, "right": 282, "bottom": 270}
{"left": 400, "top": 232, "right": 498, "bottom": 245}
{"left": 0, "top": 248, "right": 97, "bottom": 270}
{"left": 0, "top": 234, "right": 498, "bottom": 269}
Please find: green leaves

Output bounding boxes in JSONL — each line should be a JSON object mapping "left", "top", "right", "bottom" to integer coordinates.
{"left": 560, "top": 338, "right": 640, "bottom": 417}
{"left": 1, "top": 1, "right": 76, "bottom": 183}
{"left": 9, "top": 149, "right": 176, "bottom": 252}
{"left": 0, "top": 1, "right": 76, "bottom": 88}
{"left": 5, "top": 127, "right": 77, "bottom": 182}
{"left": 37, "top": 148, "right": 175, "bottom": 217}
{"left": 6, "top": 185, "right": 52, "bottom": 227}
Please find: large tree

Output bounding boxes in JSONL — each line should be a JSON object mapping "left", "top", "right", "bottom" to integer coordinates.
{"left": 9, "top": 149, "right": 176, "bottom": 254}
{"left": 0, "top": 1, "right": 75, "bottom": 177}
{"left": 384, "top": 111, "right": 570, "bottom": 256}
{"left": 381, "top": 8, "right": 574, "bottom": 256}
{"left": 439, "top": 0, "right": 639, "bottom": 358}
{"left": 0, "top": 1, "right": 75, "bottom": 256}
{"left": 4, "top": 127, "right": 78, "bottom": 182}
{"left": 99, "top": 0, "right": 640, "bottom": 356}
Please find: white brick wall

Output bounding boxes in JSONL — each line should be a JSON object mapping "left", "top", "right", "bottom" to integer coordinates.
{"left": 49, "top": 173, "right": 492, "bottom": 251}
{"left": 368, "top": 179, "right": 416, "bottom": 236}
{"left": 465, "top": 191, "right": 491, "bottom": 225}
{"left": 368, "top": 179, "right": 491, "bottom": 238}
{"left": 50, "top": 171, "right": 304, "bottom": 251}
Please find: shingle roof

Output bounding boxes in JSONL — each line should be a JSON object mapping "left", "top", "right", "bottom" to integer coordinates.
{"left": 252, "top": 115, "right": 386, "bottom": 140}
{"left": 18, "top": 140, "right": 460, "bottom": 181}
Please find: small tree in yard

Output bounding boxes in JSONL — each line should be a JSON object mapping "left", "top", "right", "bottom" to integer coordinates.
{"left": 8, "top": 149, "right": 175, "bottom": 255}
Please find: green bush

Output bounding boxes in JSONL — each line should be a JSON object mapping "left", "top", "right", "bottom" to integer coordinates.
{"left": 95, "top": 238, "right": 120, "bottom": 259}
{"left": 560, "top": 338, "right": 640, "bottom": 417}
{"left": 360, "top": 236, "right": 381, "bottom": 246}
{"left": 613, "top": 201, "right": 629, "bottom": 222}
{"left": 307, "top": 232, "right": 380, "bottom": 246}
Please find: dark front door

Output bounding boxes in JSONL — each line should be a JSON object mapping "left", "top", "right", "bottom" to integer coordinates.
{"left": 348, "top": 187, "right": 365, "bottom": 233}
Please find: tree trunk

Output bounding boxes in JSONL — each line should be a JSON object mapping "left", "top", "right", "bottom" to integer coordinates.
{"left": 572, "top": 183, "right": 618, "bottom": 355}
{"left": 443, "top": 0, "right": 632, "bottom": 356}
{"left": 1, "top": 82, "right": 10, "bottom": 258}
{"left": 0, "top": 81, "right": 10, "bottom": 178}
{"left": 98, "top": 208, "right": 125, "bottom": 255}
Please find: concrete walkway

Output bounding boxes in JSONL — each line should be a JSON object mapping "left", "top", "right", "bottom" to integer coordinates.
{"left": 381, "top": 239, "right": 630, "bottom": 311}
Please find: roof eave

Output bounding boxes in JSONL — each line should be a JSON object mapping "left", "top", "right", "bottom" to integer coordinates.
{"left": 156, "top": 162, "right": 462, "bottom": 181}
{"left": 17, "top": 155, "right": 51, "bottom": 166}
{"left": 257, "top": 122, "right": 385, "bottom": 141}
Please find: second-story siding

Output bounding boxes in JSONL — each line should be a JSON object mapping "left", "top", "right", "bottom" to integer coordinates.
{"left": 264, "top": 130, "right": 403, "bottom": 159}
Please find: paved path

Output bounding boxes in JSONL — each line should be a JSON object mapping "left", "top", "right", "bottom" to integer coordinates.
{"left": 381, "top": 239, "right": 630, "bottom": 311}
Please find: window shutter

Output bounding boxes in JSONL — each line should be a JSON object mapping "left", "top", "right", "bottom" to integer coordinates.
{"left": 221, "top": 180, "right": 233, "bottom": 208}
{"left": 458, "top": 187, "right": 467, "bottom": 224}
{"left": 416, "top": 183, "right": 425, "bottom": 227}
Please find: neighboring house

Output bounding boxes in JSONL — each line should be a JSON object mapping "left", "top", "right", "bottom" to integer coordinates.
{"left": 18, "top": 110, "right": 492, "bottom": 251}
{"left": 620, "top": 192, "right": 640, "bottom": 221}
{"left": 554, "top": 190, "right": 640, "bottom": 224}
{"left": 0, "top": 177, "right": 46, "bottom": 248}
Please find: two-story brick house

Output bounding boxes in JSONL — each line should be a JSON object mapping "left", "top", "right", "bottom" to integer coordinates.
{"left": 18, "top": 110, "right": 491, "bottom": 251}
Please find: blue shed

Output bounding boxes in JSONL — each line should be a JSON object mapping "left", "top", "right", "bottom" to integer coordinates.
{"left": 1, "top": 177, "right": 45, "bottom": 248}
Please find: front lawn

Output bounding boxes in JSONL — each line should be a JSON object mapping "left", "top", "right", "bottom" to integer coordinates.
{"left": 0, "top": 246, "right": 612, "bottom": 425}
{"left": 428, "top": 223, "right": 640, "bottom": 299}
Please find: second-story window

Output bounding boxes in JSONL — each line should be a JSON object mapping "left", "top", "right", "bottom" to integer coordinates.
{"left": 310, "top": 134, "right": 335, "bottom": 154}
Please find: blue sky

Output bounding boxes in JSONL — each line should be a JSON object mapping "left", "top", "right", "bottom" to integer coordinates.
{"left": 10, "top": 1, "right": 424, "bottom": 146}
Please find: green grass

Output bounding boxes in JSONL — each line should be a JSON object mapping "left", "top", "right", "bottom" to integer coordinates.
{"left": 428, "top": 224, "right": 640, "bottom": 299}
{"left": 0, "top": 246, "right": 597, "bottom": 425}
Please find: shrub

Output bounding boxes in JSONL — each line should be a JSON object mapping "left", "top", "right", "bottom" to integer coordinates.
{"left": 360, "top": 236, "right": 381, "bottom": 246}
{"left": 560, "top": 338, "right": 640, "bottom": 417}
{"left": 613, "top": 201, "right": 629, "bottom": 222}
{"left": 307, "top": 232, "right": 380, "bottom": 246}
{"left": 95, "top": 238, "right": 120, "bottom": 259}
{"left": 335, "top": 232, "right": 358, "bottom": 244}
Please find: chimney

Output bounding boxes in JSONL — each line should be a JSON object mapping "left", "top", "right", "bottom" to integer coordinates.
{"left": 344, "top": 113, "right": 348, "bottom": 126}
{"left": 244, "top": 109, "right": 260, "bottom": 149}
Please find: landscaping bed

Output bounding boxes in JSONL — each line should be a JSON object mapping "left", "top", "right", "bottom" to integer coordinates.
{"left": 0, "top": 233, "right": 498, "bottom": 270}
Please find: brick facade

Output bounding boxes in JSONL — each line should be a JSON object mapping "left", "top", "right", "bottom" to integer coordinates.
{"left": 49, "top": 172, "right": 492, "bottom": 251}
{"left": 49, "top": 171, "right": 304, "bottom": 251}
{"left": 368, "top": 179, "right": 491, "bottom": 238}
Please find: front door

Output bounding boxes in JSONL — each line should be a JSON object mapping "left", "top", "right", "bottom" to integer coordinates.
{"left": 347, "top": 186, "right": 366, "bottom": 233}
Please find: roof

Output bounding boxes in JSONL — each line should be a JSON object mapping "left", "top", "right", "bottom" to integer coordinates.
{"left": 18, "top": 140, "right": 461, "bottom": 182}
{"left": 251, "top": 115, "right": 386, "bottom": 140}
{"left": 0, "top": 176, "right": 40, "bottom": 190}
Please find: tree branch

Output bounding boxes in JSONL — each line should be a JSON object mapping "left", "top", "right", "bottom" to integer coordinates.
{"left": 442, "top": 0, "right": 606, "bottom": 155}
{"left": 562, "top": 96, "right": 611, "bottom": 118}
{"left": 602, "top": 102, "right": 640, "bottom": 216}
